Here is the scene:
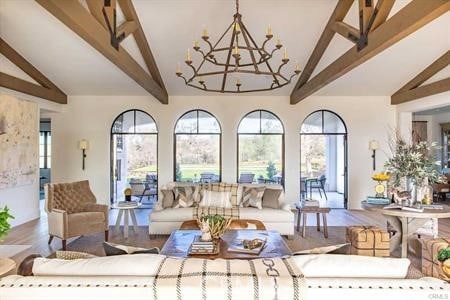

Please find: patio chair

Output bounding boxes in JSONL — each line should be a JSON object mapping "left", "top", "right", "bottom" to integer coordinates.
{"left": 309, "top": 175, "right": 328, "bottom": 200}
{"left": 200, "top": 172, "right": 215, "bottom": 183}
{"left": 239, "top": 173, "right": 255, "bottom": 183}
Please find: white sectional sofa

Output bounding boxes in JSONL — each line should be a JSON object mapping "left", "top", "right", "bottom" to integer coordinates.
{"left": 1, "top": 254, "right": 448, "bottom": 300}
{"left": 148, "top": 182, "right": 295, "bottom": 237}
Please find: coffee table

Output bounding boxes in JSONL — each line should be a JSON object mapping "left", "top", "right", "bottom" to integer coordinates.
{"left": 160, "top": 230, "right": 292, "bottom": 259}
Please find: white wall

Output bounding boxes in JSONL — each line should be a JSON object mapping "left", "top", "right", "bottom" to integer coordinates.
{"left": 47, "top": 95, "right": 395, "bottom": 209}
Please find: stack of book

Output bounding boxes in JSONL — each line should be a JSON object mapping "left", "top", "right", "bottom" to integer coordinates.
{"left": 366, "top": 196, "right": 390, "bottom": 205}
{"left": 189, "top": 236, "right": 218, "bottom": 255}
{"left": 304, "top": 199, "right": 320, "bottom": 207}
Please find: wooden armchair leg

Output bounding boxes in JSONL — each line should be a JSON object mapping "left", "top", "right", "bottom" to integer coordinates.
{"left": 48, "top": 235, "right": 54, "bottom": 245}
{"left": 62, "top": 239, "right": 67, "bottom": 250}
{"left": 105, "top": 230, "right": 109, "bottom": 242}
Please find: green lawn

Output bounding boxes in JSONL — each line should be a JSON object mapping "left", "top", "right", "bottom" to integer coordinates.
{"left": 126, "top": 161, "right": 282, "bottom": 182}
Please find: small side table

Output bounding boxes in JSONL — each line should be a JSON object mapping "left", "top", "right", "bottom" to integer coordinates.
{"left": 0, "top": 258, "right": 16, "bottom": 277}
{"left": 296, "top": 203, "right": 331, "bottom": 238}
{"left": 112, "top": 203, "right": 141, "bottom": 238}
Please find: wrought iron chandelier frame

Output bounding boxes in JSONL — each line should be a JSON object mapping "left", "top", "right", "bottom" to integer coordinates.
{"left": 176, "top": 0, "right": 300, "bottom": 93}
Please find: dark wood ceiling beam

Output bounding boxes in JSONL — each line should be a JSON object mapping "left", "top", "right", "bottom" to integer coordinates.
{"left": 331, "top": 21, "right": 360, "bottom": 43}
{"left": 85, "top": 0, "right": 108, "bottom": 28}
{"left": 0, "top": 73, "right": 67, "bottom": 104}
{"left": 0, "top": 38, "right": 67, "bottom": 104}
{"left": 391, "top": 78, "right": 450, "bottom": 104}
{"left": 395, "top": 51, "right": 450, "bottom": 93}
{"left": 291, "top": 0, "right": 450, "bottom": 104}
{"left": 358, "top": 0, "right": 374, "bottom": 33}
{"left": 391, "top": 51, "right": 450, "bottom": 104}
{"left": 370, "top": 0, "right": 395, "bottom": 31}
{"left": 117, "top": 0, "right": 167, "bottom": 92}
{"left": 293, "top": 0, "right": 354, "bottom": 91}
{"left": 117, "top": 20, "right": 138, "bottom": 39}
{"left": 36, "top": 0, "right": 168, "bottom": 104}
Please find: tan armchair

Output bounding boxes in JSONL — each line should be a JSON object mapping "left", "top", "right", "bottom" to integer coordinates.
{"left": 45, "top": 180, "right": 108, "bottom": 250}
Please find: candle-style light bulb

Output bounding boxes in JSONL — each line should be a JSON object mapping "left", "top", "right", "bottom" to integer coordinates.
{"left": 295, "top": 63, "right": 300, "bottom": 72}
{"left": 176, "top": 63, "right": 181, "bottom": 73}
{"left": 266, "top": 24, "right": 272, "bottom": 36}
{"left": 186, "top": 48, "right": 192, "bottom": 61}
{"left": 276, "top": 39, "right": 282, "bottom": 46}
{"left": 283, "top": 48, "right": 288, "bottom": 60}
{"left": 234, "top": 45, "right": 239, "bottom": 55}
{"left": 194, "top": 41, "right": 199, "bottom": 48}
{"left": 202, "top": 28, "right": 208, "bottom": 38}
{"left": 234, "top": 22, "right": 241, "bottom": 34}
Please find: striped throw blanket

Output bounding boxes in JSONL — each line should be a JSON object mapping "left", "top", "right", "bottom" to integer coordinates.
{"left": 152, "top": 256, "right": 305, "bottom": 300}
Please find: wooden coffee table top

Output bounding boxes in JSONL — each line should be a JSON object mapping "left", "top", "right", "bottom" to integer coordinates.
{"left": 160, "top": 230, "right": 292, "bottom": 259}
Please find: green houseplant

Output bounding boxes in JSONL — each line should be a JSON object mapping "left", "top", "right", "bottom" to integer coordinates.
{"left": 0, "top": 206, "right": 14, "bottom": 241}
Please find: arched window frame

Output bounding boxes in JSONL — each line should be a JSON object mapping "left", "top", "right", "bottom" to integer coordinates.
{"left": 299, "top": 109, "right": 348, "bottom": 208}
{"left": 237, "top": 110, "right": 285, "bottom": 185}
{"left": 110, "top": 109, "right": 159, "bottom": 204}
{"left": 173, "top": 109, "right": 222, "bottom": 182}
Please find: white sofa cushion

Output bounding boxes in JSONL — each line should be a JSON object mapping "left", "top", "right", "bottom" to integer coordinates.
{"left": 150, "top": 207, "right": 193, "bottom": 222}
{"left": 32, "top": 254, "right": 166, "bottom": 276}
{"left": 199, "top": 190, "right": 232, "bottom": 208}
{"left": 292, "top": 254, "right": 410, "bottom": 278}
{"left": 239, "top": 207, "right": 294, "bottom": 223}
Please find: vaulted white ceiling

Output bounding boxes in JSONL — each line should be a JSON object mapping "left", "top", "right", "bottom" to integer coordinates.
{"left": 0, "top": 0, "right": 449, "bottom": 97}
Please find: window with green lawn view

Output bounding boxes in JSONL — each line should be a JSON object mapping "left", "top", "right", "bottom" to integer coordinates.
{"left": 174, "top": 110, "right": 221, "bottom": 183}
{"left": 237, "top": 110, "right": 284, "bottom": 184}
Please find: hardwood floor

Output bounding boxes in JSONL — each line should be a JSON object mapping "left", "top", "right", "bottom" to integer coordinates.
{"left": 2, "top": 207, "right": 450, "bottom": 270}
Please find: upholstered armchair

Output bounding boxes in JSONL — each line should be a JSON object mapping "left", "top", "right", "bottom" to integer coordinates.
{"left": 45, "top": 180, "right": 108, "bottom": 250}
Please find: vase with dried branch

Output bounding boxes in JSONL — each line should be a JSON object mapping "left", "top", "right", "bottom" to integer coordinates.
{"left": 197, "top": 214, "right": 232, "bottom": 242}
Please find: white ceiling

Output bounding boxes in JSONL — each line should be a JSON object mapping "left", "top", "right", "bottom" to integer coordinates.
{"left": 0, "top": 0, "right": 449, "bottom": 97}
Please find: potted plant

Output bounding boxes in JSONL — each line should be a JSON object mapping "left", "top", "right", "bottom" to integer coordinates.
{"left": 0, "top": 206, "right": 14, "bottom": 241}
{"left": 437, "top": 248, "right": 450, "bottom": 278}
{"left": 384, "top": 135, "right": 445, "bottom": 204}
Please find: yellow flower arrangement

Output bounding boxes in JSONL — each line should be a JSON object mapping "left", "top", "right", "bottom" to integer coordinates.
{"left": 371, "top": 172, "right": 390, "bottom": 182}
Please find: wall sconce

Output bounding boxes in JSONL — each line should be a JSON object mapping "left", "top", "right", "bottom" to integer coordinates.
{"left": 369, "top": 140, "right": 379, "bottom": 171}
{"left": 78, "top": 139, "right": 89, "bottom": 170}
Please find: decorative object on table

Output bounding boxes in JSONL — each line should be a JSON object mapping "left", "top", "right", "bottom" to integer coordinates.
{"left": 228, "top": 238, "right": 267, "bottom": 255}
{"left": 189, "top": 235, "right": 220, "bottom": 255}
{"left": 303, "top": 199, "right": 319, "bottom": 207}
{"left": 366, "top": 196, "right": 390, "bottom": 205}
{"left": 422, "top": 238, "right": 450, "bottom": 282}
{"left": 346, "top": 226, "right": 390, "bottom": 257}
{"left": 0, "top": 206, "right": 14, "bottom": 241}
{"left": 124, "top": 187, "right": 132, "bottom": 202}
{"left": 117, "top": 200, "right": 138, "bottom": 207}
{"left": 78, "top": 139, "right": 89, "bottom": 170}
{"left": 176, "top": 0, "right": 300, "bottom": 94}
{"left": 197, "top": 214, "right": 232, "bottom": 241}
{"left": 385, "top": 135, "right": 446, "bottom": 205}
{"left": 371, "top": 172, "right": 390, "bottom": 198}
{"left": 369, "top": 140, "right": 379, "bottom": 171}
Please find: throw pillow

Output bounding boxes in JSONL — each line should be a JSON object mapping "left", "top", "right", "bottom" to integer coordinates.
{"left": 199, "top": 190, "right": 232, "bottom": 208}
{"left": 161, "top": 189, "right": 175, "bottom": 208}
{"left": 262, "top": 188, "right": 282, "bottom": 209}
{"left": 293, "top": 243, "right": 350, "bottom": 255}
{"left": 241, "top": 187, "right": 265, "bottom": 209}
{"left": 56, "top": 251, "right": 97, "bottom": 260}
{"left": 103, "top": 242, "right": 159, "bottom": 256}
{"left": 173, "top": 186, "right": 199, "bottom": 208}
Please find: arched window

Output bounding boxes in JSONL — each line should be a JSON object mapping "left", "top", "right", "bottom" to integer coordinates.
{"left": 110, "top": 110, "right": 158, "bottom": 206}
{"left": 174, "top": 110, "right": 221, "bottom": 182}
{"left": 237, "top": 110, "right": 284, "bottom": 184}
{"left": 300, "top": 110, "right": 348, "bottom": 208}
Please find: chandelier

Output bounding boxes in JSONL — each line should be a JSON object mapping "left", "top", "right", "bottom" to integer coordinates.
{"left": 176, "top": 0, "right": 301, "bottom": 93}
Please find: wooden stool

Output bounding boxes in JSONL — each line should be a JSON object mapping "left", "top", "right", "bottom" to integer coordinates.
{"left": 296, "top": 204, "right": 331, "bottom": 238}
